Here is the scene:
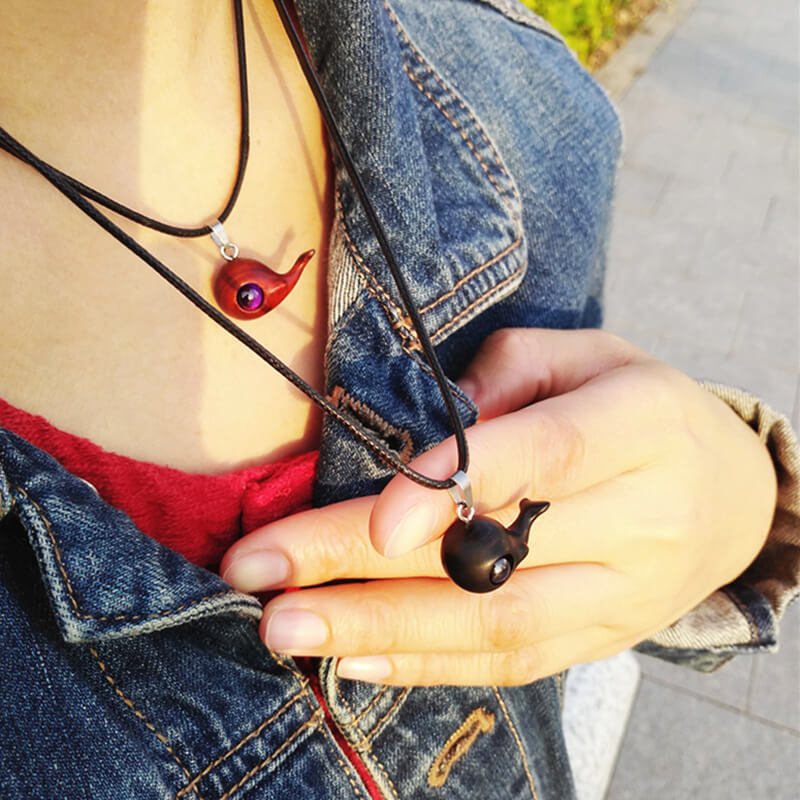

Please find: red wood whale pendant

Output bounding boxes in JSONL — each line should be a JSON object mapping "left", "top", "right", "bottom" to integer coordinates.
{"left": 213, "top": 249, "right": 315, "bottom": 320}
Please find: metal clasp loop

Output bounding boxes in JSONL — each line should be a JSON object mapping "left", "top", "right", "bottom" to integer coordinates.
{"left": 448, "top": 470, "right": 475, "bottom": 523}
{"left": 209, "top": 220, "right": 240, "bottom": 261}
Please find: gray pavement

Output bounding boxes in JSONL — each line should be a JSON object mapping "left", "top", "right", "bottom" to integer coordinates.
{"left": 595, "top": 0, "right": 800, "bottom": 797}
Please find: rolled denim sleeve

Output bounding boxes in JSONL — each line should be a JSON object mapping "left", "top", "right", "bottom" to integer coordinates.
{"left": 635, "top": 381, "right": 800, "bottom": 672}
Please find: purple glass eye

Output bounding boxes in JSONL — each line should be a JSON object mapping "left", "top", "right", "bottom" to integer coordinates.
{"left": 236, "top": 283, "right": 264, "bottom": 312}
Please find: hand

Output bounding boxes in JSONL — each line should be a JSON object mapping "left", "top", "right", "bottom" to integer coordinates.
{"left": 220, "top": 329, "right": 777, "bottom": 686}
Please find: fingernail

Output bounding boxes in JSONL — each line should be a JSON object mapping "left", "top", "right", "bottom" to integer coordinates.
{"left": 265, "top": 609, "right": 330, "bottom": 652}
{"left": 337, "top": 656, "right": 392, "bottom": 683}
{"left": 383, "top": 503, "right": 434, "bottom": 558}
{"left": 222, "top": 551, "right": 291, "bottom": 592}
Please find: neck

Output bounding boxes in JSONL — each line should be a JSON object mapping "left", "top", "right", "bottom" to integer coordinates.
{"left": 0, "top": 0, "right": 295, "bottom": 224}
{"left": 1, "top": 1, "right": 232, "bottom": 123}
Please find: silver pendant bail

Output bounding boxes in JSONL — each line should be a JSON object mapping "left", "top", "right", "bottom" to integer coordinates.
{"left": 209, "top": 219, "right": 240, "bottom": 261}
{"left": 448, "top": 470, "right": 475, "bottom": 523}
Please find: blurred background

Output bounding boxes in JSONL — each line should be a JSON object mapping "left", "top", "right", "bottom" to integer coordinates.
{"left": 520, "top": 0, "right": 799, "bottom": 798}
{"left": 522, "top": 0, "right": 663, "bottom": 67}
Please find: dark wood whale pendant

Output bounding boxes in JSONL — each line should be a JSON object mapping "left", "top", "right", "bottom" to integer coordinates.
{"left": 441, "top": 499, "right": 550, "bottom": 593}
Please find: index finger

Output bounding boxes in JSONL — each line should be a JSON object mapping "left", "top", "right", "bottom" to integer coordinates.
{"left": 372, "top": 360, "right": 680, "bottom": 557}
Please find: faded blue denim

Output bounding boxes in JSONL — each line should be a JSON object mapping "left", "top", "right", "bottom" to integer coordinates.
{"left": 1, "top": 1, "right": 622, "bottom": 797}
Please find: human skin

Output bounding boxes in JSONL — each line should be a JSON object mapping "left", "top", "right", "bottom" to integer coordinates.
{"left": 220, "top": 328, "right": 778, "bottom": 686}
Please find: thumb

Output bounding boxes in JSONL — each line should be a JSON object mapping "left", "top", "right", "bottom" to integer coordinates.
{"left": 456, "top": 328, "right": 645, "bottom": 420}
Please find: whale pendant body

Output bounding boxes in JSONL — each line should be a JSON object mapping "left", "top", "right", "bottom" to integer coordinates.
{"left": 441, "top": 499, "right": 550, "bottom": 593}
{"left": 213, "top": 249, "right": 315, "bottom": 320}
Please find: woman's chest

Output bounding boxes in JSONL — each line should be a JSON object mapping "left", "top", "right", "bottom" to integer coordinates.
{"left": 0, "top": 116, "right": 333, "bottom": 472}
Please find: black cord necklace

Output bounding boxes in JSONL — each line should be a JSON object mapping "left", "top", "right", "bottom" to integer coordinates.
{"left": 0, "top": 0, "right": 548, "bottom": 592}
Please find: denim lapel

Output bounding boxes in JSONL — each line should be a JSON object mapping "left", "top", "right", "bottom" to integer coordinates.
{"left": 297, "top": 0, "right": 526, "bottom": 506}
{"left": 295, "top": 0, "right": 527, "bottom": 344}
{"left": 0, "top": 427, "right": 261, "bottom": 643}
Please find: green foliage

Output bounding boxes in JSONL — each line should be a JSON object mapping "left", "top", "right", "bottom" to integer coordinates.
{"left": 521, "top": 0, "right": 626, "bottom": 63}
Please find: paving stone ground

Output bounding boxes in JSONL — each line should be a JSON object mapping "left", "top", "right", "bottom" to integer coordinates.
{"left": 596, "top": 0, "right": 799, "bottom": 797}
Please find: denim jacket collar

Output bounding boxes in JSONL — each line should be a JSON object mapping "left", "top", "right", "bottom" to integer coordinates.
{"left": 297, "top": 0, "right": 538, "bottom": 505}
{"left": 297, "top": 0, "right": 528, "bottom": 342}
{"left": 0, "top": 427, "right": 261, "bottom": 643}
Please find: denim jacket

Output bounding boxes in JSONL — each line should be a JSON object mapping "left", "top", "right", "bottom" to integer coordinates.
{"left": 3, "top": 1, "right": 798, "bottom": 798}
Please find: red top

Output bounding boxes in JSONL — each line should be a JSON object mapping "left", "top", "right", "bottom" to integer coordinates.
{"left": 0, "top": 397, "right": 318, "bottom": 568}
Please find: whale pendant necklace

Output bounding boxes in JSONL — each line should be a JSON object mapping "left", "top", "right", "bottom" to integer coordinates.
{"left": 0, "top": 0, "right": 549, "bottom": 593}
{"left": 443, "top": 472, "right": 549, "bottom": 592}
{"left": 0, "top": 0, "right": 312, "bottom": 321}
{"left": 208, "top": 220, "right": 316, "bottom": 320}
